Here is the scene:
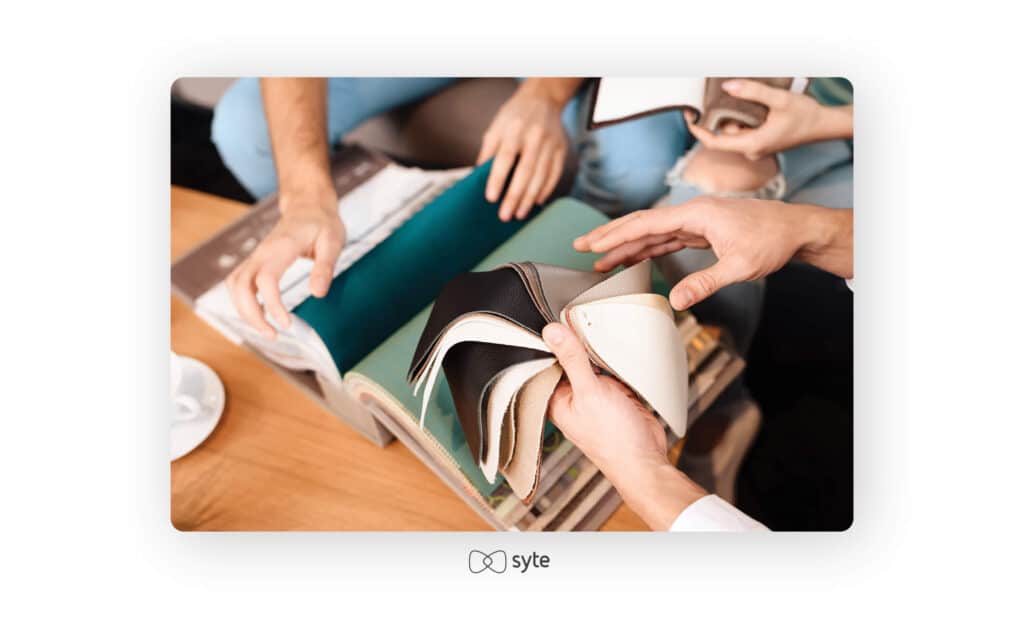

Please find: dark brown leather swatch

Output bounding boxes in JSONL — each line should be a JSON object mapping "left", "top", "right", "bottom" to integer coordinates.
{"left": 443, "top": 341, "right": 550, "bottom": 463}
{"left": 408, "top": 267, "right": 547, "bottom": 383}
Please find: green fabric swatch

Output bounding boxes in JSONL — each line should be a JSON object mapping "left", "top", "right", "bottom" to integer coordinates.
{"left": 293, "top": 161, "right": 526, "bottom": 375}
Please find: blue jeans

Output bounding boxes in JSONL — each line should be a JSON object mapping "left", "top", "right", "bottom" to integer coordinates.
{"left": 212, "top": 78, "right": 459, "bottom": 198}
{"left": 213, "top": 78, "right": 590, "bottom": 200}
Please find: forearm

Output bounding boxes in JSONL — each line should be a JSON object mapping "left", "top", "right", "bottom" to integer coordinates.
{"left": 607, "top": 460, "right": 707, "bottom": 531}
{"left": 813, "top": 104, "right": 853, "bottom": 142}
{"left": 260, "top": 78, "right": 336, "bottom": 212}
{"left": 517, "top": 77, "right": 586, "bottom": 108}
{"left": 796, "top": 205, "right": 854, "bottom": 279}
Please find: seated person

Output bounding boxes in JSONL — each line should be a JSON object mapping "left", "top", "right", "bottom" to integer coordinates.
{"left": 550, "top": 196, "right": 853, "bottom": 530}
{"left": 570, "top": 78, "right": 853, "bottom": 503}
{"left": 211, "top": 77, "right": 586, "bottom": 339}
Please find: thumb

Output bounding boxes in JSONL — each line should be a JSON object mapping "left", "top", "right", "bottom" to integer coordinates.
{"left": 669, "top": 260, "right": 740, "bottom": 310}
{"left": 542, "top": 322, "right": 599, "bottom": 395}
{"left": 309, "top": 228, "right": 344, "bottom": 298}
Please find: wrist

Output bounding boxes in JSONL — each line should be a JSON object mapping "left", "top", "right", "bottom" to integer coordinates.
{"left": 278, "top": 176, "right": 337, "bottom": 216}
{"left": 795, "top": 205, "right": 854, "bottom": 278}
{"left": 518, "top": 78, "right": 583, "bottom": 108}
{"left": 607, "top": 456, "right": 707, "bottom": 531}
{"left": 811, "top": 104, "right": 853, "bottom": 142}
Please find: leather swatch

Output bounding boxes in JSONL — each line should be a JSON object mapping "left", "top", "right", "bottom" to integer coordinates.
{"left": 703, "top": 77, "right": 797, "bottom": 130}
{"left": 409, "top": 267, "right": 547, "bottom": 383}
{"left": 443, "top": 341, "right": 550, "bottom": 464}
{"left": 564, "top": 293, "right": 689, "bottom": 435}
{"left": 503, "top": 362, "right": 563, "bottom": 502}
{"left": 409, "top": 259, "right": 689, "bottom": 503}
{"left": 479, "top": 357, "right": 556, "bottom": 483}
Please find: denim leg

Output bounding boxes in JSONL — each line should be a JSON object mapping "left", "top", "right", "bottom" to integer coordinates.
{"left": 785, "top": 162, "right": 853, "bottom": 208}
{"left": 211, "top": 77, "right": 456, "bottom": 199}
{"left": 778, "top": 139, "right": 852, "bottom": 203}
{"left": 564, "top": 87, "right": 692, "bottom": 217}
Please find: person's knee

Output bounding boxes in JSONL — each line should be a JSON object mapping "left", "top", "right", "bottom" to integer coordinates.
{"left": 576, "top": 151, "right": 678, "bottom": 216}
{"left": 573, "top": 111, "right": 687, "bottom": 216}
{"left": 211, "top": 79, "right": 277, "bottom": 198}
{"left": 681, "top": 147, "right": 778, "bottom": 193}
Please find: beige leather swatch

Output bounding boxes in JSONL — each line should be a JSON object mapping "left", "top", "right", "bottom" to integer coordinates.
{"left": 480, "top": 357, "right": 556, "bottom": 483}
{"left": 499, "top": 400, "right": 516, "bottom": 471}
{"left": 500, "top": 362, "right": 564, "bottom": 503}
{"left": 529, "top": 263, "right": 606, "bottom": 321}
{"left": 564, "top": 259, "right": 652, "bottom": 310}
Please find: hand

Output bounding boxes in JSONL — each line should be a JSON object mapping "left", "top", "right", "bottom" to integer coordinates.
{"left": 226, "top": 194, "right": 345, "bottom": 339}
{"left": 574, "top": 197, "right": 852, "bottom": 310}
{"left": 686, "top": 79, "right": 852, "bottom": 160}
{"left": 477, "top": 80, "right": 571, "bottom": 222}
{"left": 542, "top": 323, "right": 705, "bottom": 530}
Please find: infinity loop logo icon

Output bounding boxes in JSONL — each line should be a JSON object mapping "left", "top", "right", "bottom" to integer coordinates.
{"left": 468, "top": 549, "right": 507, "bottom": 574}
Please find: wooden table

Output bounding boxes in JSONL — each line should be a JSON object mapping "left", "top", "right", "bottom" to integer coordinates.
{"left": 170, "top": 186, "right": 648, "bottom": 531}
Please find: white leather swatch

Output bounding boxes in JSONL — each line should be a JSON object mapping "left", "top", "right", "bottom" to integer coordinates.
{"left": 566, "top": 293, "right": 689, "bottom": 436}
{"left": 479, "top": 357, "right": 556, "bottom": 483}
{"left": 412, "top": 314, "right": 550, "bottom": 428}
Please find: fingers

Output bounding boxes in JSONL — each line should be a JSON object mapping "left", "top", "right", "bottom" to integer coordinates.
{"left": 595, "top": 238, "right": 688, "bottom": 271}
{"left": 486, "top": 140, "right": 519, "bottom": 207}
{"left": 310, "top": 227, "right": 344, "bottom": 297}
{"left": 591, "top": 234, "right": 675, "bottom": 272}
{"left": 539, "top": 147, "right": 566, "bottom": 205}
{"left": 542, "top": 322, "right": 599, "bottom": 396}
{"left": 573, "top": 212, "right": 643, "bottom": 252}
{"left": 721, "top": 79, "right": 787, "bottom": 108}
{"left": 584, "top": 205, "right": 698, "bottom": 254}
{"left": 476, "top": 127, "right": 499, "bottom": 166}
{"left": 255, "top": 270, "right": 290, "bottom": 330}
{"left": 685, "top": 113, "right": 754, "bottom": 154}
{"left": 515, "top": 145, "right": 553, "bottom": 220}
{"left": 668, "top": 259, "right": 741, "bottom": 310}
{"left": 227, "top": 264, "right": 276, "bottom": 339}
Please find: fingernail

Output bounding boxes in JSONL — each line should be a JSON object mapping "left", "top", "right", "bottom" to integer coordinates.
{"left": 543, "top": 324, "right": 565, "bottom": 346}
{"left": 722, "top": 80, "right": 740, "bottom": 93}
{"left": 674, "top": 290, "right": 693, "bottom": 310}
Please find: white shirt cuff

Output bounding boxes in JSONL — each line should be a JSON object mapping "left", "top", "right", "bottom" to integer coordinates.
{"left": 669, "top": 494, "right": 769, "bottom": 532}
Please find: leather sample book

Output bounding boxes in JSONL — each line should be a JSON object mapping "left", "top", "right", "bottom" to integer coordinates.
{"left": 406, "top": 259, "right": 689, "bottom": 504}
{"left": 588, "top": 77, "right": 809, "bottom": 131}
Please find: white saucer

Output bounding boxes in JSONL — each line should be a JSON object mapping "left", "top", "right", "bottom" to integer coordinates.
{"left": 171, "top": 356, "right": 225, "bottom": 461}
